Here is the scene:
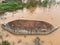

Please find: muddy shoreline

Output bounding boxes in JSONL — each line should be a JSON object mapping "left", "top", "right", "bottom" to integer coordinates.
{"left": 0, "top": 5, "right": 60, "bottom": 45}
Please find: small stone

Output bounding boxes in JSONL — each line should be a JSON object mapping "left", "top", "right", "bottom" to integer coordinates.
{"left": 18, "top": 40, "right": 22, "bottom": 43}
{"left": 6, "top": 34, "right": 9, "bottom": 37}
{"left": 34, "top": 37, "right": 41, "bottom": 45}
{"left": 24, "top": 35, "right": 27, "bottom": 38}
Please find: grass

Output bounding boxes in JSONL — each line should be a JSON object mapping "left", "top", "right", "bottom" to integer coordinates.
{"left": 0, "top": 2, "right": 25, "bottom": 11}
{"left": 26, "top": 0, "right": 38, "bottom": 8}
{"left": 0, "top": 0, "right": 55, "bottom": 13}
{"left": 1, "top": 41, "right": 10, "bottom": 45}
{"left": 41, "top": 0, "right": 49, "bottom": 7}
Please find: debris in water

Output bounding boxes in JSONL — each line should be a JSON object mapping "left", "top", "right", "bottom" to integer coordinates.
{"left": 34, "top": 37, "right": 41, "bottom": 45}
{"left": 18, "top": 40, "right": 22, "bottom": 43}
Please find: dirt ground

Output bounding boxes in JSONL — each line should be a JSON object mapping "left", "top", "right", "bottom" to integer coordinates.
{"left": 0, "top": 5, "right": 60, "bottom": 45}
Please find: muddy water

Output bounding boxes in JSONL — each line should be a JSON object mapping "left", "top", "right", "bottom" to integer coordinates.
{"left": 0, "top": 5, "right": 60, "bottom": 45}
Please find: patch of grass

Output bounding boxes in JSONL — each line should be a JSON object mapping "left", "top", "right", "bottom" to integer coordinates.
{"left": 1, "top": 41, "right": 10, "bottom": 45}
{"left": 0, "top": 0, "right": 55, "bottom": 12}
{"left": 26, "top": 0, "right": 38, "bottom": 8}
{"left": 37, "top": 0, "right": 49, "bottom": 7}
{"left": 41, "top": 0, "right": 49, "bottom": 7}
{"left": 0, "top": 2, "right": 24, "bottom": 11}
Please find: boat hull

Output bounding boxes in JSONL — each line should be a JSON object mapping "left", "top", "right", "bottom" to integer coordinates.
{"left": 1, "top": 19, "right": 58, "bottom": 35}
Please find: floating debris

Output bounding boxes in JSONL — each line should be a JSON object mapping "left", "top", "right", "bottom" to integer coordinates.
{"left": 1, "top": 19, "right": 58, "bottom": 35}
{"left": 34, "top": 37, "right": 42, "bottom": 45}
{"left": 24, "top": 35, "right": 27, "bottom": 38}
{"left": 18, "top": 40, "right": 22, "bottom": 43}
{"left": 5, "top": 34, "right": 9, "bottom": 37}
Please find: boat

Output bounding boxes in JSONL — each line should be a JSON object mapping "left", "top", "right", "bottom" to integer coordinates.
{"left": 1, "top": 19, "right": 58, "bottom": 35}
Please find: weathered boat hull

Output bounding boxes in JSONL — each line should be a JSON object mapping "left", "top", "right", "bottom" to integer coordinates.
{"left": 1, "top": 20, "right": 58, "bottom": 35}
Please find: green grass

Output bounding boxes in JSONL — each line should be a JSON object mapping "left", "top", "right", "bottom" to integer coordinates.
{"left": 0, "top": 0, "right": 53, "bottom": 12}
{"left": 41, "top": 0, "right": 49, "bottom": 7}
{"left": 1, "top": 41, "right": 10, "bottom": 45}
{"left": 0, "top": 2, "right": 24, "bottom": 11}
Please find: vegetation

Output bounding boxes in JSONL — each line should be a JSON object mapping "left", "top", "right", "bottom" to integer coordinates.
{"left": 2, "top": 0, "right": 22, "bottom": 3}
{"left": 0, "top": 2, "right": 25, "bottom": 11}
{"left": 41, "top": 0, "right": 49, "bottom": 7}
{"left": 0, "top": 0, "right": 57, "bottom": 12}
{"left": 1, "top": 41, "right": 10, "bottom": 45}
{"left": 26, "top": 0, "right": 38, "bottom": 8}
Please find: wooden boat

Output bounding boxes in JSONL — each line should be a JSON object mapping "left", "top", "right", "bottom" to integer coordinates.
{"left": 1, "top": 19, "right": 58, "bottom": 35}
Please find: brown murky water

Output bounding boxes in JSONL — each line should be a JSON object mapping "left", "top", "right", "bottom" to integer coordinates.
{"left": 0, "top": 5, "right": 60, "bottom": 45}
